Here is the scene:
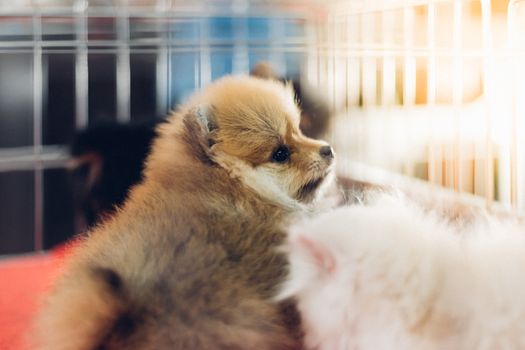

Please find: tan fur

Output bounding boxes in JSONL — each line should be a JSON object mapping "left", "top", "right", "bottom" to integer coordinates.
{"left": 250, "top": 61, "right": 279, "bottom": 80}
{"left": 34, "top": 75, "right": 334, "bottom": 349}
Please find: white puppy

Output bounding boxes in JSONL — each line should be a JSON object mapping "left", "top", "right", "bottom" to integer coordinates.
{"left": 278, "top": 194, "right": 525, "bottom": 350}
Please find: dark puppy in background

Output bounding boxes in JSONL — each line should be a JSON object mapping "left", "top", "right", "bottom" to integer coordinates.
{"left": 36, "top": 76, "right": 335, "bottom": 349}
{"left": 69, "top": 122, "right": 157, "bottom": 227}
{"left": 250, "top": 61, "right": 333, "bottom": 140}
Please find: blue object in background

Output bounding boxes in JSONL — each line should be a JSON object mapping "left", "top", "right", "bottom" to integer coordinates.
{"left": 169, "top": 15, "right": 306, "bottom": 106}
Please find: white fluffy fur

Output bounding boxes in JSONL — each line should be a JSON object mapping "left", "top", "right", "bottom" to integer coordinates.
{"left": 214, "top": 151, "right": 336, "bottom": 212}
{"left": 278, "top": 194, "right": 525, "bottom": 350}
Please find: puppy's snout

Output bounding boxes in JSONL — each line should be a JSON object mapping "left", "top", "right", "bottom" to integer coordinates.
{"left": 319, "top": 145, "right": 334, "bottom": 160}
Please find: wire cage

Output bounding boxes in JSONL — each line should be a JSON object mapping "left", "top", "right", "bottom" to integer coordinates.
{"left": 0, "top": 0, "right": 523, "bottom": 255}
{"left": 323, "top": 0, "right": 525, "bottom": 212}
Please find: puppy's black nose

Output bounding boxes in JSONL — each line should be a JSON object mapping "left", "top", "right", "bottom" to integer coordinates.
{"left": 319, "top": 145, "right": 334, "bottom": 159}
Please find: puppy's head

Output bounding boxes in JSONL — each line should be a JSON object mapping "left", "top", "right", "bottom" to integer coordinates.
{"left": 178, "top": 76, "right": 335, "bottom": 208}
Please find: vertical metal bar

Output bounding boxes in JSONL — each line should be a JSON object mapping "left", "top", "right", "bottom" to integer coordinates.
{"left": 342, "top": 14, "right": 350, "bottom": 177}
{"left": 481, "top": 0, "right": 494, "bottom": 207}
{"left": 194, "top": 46, "right": 200, "bottom": 89}
{"left": 361, "top": 12, "right": 376, "bottom": 106}
{"left": 155, "top": 52, "right": 168, "bottom": 113}
{"left": 75, "top": 0, "right": 88, "bottom": 129}
{"left": 403, "top": 6, "right": 415, "bottom": 177}
{"left": 332, "top": 13, "right": 338, "bottom": 113}
{"left": 356, "top": 13, "right": 365, "bottom": 161}
{"left": 381, "top": 10, "right": 395, "bottom": 106}
{"left": 510, "top": 63, "right": 519, "bottom": 210}
{"left": 269, "top": 16, "right": 286, "bottom": 75}
{"left": 507, "top": 0, "right": 525, "bottom": 210}
{"left": 156, "top": 0, "right": 169, "bottom": 116}
{"left": 452, "top": 0, "right": 463, "bottom": 193}
{"left": 427, "top": 3, "right": 436, "bottom": 106}
{"left": 427, "top": 1, "right": 438, "bottom": 185}
{"left": 166, "top": 17, "right": 173, "bottom": 110}
{"left": 316, "top": 19, "right": 322, "bottom": 89}
{"left": 305, "top": 18, "right": 318, "bottom": 86}
{"left": 403, "top": 7, "right": 415, "bottom": 107}
{"left": 33, "top": 11, "right": 44, "bottom": 252}
{"left": 319, "top": 19, "right": 327, "bottom": 89}
{"left": 233, "top": 16, "right": 249, "bottom": 75}
{"left": 347, "top": 14, "right": 360, "bottom": 107}
{"left": 116, "top": 2, "right": 131, "bottom": 123}
{"left": 199, "top": 16, "right": 211, "bottom": 88}
{"left": 194, "top": 20, "right": 201, "bottom": 90}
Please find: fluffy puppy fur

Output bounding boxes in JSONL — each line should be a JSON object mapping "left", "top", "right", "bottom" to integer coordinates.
{"left": 278, "top": 194, "right": 525, "bottom": 350}
{"left": 34, "top": 76, "right": 335, "bottom": 349}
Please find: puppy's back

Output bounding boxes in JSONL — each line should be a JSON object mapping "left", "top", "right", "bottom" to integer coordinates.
{"left": 35, "top": 228, "right": 296, "bottom": 350}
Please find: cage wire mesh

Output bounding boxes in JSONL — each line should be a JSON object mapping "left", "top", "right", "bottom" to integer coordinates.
{"left": 0, "top": 0, "right": 523, "bottom": 254}
{"left": 321, "top": 0, "right": 525, "bottom": 212}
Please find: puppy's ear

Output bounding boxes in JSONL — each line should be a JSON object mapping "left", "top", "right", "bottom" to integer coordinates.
{"left": 195, "top": 105, "right": 217, "bottom": 135}
{"left": 182, "top": 104, "right": 218, "bottom": 164}
{"left": 275, "top": 232, "right": 336, "bottom": 301}
{"left": 250, "top": 61, "right": 278, "bottom": 80}
{"left": 292, "top": 233, "right": 336, "bottom": 275}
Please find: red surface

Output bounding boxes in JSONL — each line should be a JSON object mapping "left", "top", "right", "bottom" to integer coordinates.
{"left": 0, "top": 244, "right": 73, "bottom": 350}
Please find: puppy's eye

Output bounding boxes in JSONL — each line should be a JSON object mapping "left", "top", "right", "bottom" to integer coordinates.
{"left": 272, "top": 145, "right": 290, "bottom": 163}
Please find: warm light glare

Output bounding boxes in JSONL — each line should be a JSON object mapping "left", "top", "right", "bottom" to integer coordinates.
{"left": 328, "top": 0, "right": 525, "bottom": 206}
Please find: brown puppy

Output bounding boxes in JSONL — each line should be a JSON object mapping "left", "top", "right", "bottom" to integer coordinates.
{"left": 34, "top": 76, "right": 335, "bottom": 349}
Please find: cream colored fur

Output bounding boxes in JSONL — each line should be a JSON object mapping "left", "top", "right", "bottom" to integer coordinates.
{"left": 279, "top": 194, "right": 525, "bottom": 350}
